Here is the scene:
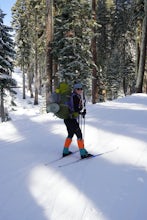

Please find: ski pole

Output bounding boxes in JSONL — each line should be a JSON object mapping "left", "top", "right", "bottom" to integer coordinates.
{"left": 83, "top": 115, "right": 85, "bottom": 139}
{"left": 80, "top": 113, "right": 85, "bottom": 139}
{"left": 80, "top": 114, "right": 82, "bottom": 132}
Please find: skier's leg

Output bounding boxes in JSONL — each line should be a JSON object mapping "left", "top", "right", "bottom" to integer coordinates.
{"left": 73, "top": 120, "right": 92, "bottom": 159}
{"left": 63, "top": 138, "right": 72, "bottom": 157}
{"left": 63, "top": 119, "right": 74, "bottom": 156}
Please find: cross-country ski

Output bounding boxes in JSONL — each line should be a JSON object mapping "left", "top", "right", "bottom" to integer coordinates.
{"left": 58, "top": 147, "right": 119, "bottom": 168}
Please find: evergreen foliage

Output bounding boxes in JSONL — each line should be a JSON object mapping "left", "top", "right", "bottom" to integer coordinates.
{"left": 0, "top": 9, "right": 16, "bottom": 122}
{"left": 52, "top": 0, "right": 94, "bottom": 88}
{"left": 11, "top": 0, "right": 147, "bottom": 103}
{"left": 0, "top": 9, "right": 15, "bottom": 76}
{"left": 12, "top": 0, "right": 46, "bottom": 102}
{"left": 0, "top": 9, "right": 16, "bottom": 87}
{"left": 95, "top": 0, "right": 136, "bottom": 98}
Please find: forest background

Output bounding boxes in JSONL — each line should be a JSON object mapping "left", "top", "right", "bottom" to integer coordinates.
{"left": 0, "top": 0, "right": 147, "bottom": 121}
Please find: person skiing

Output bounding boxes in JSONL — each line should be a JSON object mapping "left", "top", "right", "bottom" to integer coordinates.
{"left": 63, "top": 82, "right": 92, "bottom": 159}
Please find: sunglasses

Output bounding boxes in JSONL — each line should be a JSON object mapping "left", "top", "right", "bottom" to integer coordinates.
{"left": 76, "top": 88, "right": 83, "bottom": 90}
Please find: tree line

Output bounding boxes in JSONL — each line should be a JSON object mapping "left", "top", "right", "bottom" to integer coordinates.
{"left": 0, "top": 0, "right": 146, "bottom": 120}
{"left": 12, "top": 0, "right": 147, "bottom": 104}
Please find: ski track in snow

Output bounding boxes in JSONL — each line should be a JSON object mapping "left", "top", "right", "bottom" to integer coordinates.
{"left": 0, "top": 71, "right": 147, "bottom": 220}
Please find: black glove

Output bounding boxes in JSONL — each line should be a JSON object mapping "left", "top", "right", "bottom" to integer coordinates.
{"left": 80, "top": 109, "right": 86, "bottom": 118}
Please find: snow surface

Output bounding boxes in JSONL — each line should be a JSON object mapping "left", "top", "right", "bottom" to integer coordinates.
{"left": 0, "top": 71, "right": 147, "bottom": 220}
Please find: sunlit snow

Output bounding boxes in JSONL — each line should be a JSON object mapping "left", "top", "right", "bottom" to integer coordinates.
{"left": 0, "top": 70, "right": 147, "bottom": 220}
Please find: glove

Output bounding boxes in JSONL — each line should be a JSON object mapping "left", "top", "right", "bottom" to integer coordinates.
{"left": 80, "top": 109, "right": 86, "bottom": 118}
{"left": 72, "top": 112, "right": 79, "bottom": 118}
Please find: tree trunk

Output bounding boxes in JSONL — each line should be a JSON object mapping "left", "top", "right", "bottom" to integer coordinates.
{"left": 22, "top": 62, "right": 26, "bottom": 99}
{"left": 0, "top": 87, "right": 5, "bottom": 122}
{"left": 135, "top": 22, "right": 141, "bottom": 78}
{"left": 46, "top": 0, "right": 53, "bottom": 106}
{"left": 27, "top": 63, "right": 34, "bottom": 98}
{"left": 91, "top": 0, "right": 98, "bottom": 104}
{"left": 34, "top": 9, "right": 39, "bottom": 105}
{"left": 135, "top": 0, "right": 147, "bottom": 93}
{"left": 34, "top": 37, "right": 39, "bottom": 105}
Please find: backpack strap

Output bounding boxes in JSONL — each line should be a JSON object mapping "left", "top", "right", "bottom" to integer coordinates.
{"left": 66, "top": 92, "right": 86, "bottom": 113}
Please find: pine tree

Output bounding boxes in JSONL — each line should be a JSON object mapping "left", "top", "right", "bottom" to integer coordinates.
{"left": 135, "top": 0, "right": 147, "bottom": 92}
{"left": 12, "top": 0, "right": 46, "bottom": 103}
{"left": 12, "top": 0, "right": 32, "bottom": 99}
{"left": 0, "top": 9, "right": 16, "bottom": 122}
{"left": 95, "top": 0, "right": 136, "bottom": 99}
{"left": 45, "top": 0, "right": 53, "bottom": 108}
{"left": 107, "top": 0, "right": 135, "bottom": 96}
{"left": 52, "top": 0, "right": 94, "bottom": 88}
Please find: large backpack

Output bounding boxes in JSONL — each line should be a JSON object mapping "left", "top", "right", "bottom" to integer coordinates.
{"left": 47, "top": 82, "right": 73, "bottom": 119}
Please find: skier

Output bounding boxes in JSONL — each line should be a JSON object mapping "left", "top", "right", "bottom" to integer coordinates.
{"left": 63, "top": 83, "right": 92, "bottom": 159}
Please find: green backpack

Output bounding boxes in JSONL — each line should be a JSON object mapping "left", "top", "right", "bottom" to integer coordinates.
{"left": 47, "top": 82, "right": 72, "bottom": 119}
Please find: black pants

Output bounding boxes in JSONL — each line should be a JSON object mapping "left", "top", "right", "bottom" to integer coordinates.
{"left": 64, "top": 118, "right": 82, "bottom": 139}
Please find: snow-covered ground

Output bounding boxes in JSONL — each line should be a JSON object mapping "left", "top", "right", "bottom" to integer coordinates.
{"left": 0, "top": 71, "right": 147, "bottom": 220}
